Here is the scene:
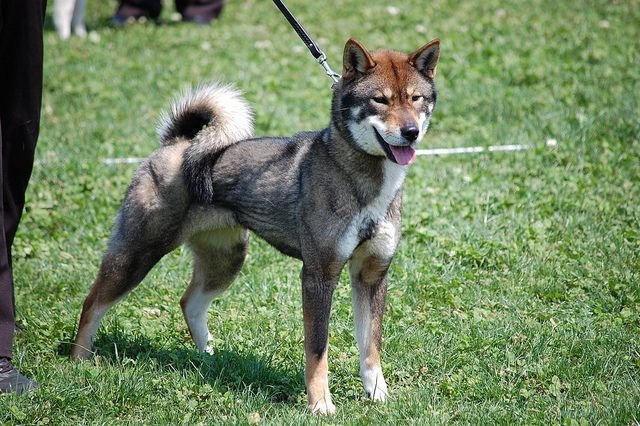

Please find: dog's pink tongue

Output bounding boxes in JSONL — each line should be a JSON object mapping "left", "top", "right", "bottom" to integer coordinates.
{"left": 390, "top": 145, "right": 417, "bottom": 165}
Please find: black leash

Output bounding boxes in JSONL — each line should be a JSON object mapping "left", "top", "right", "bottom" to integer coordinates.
{"left": 272, "top": 0, "right": 341, "bottom": 83}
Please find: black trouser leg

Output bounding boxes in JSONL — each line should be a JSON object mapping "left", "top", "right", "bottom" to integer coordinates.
{"left": 115, "top": 0, "right": 162, "bottom": 19}
{"left": 175, "top": 0, "right": 225, "bottom": 22}
{"left": 0, "top": 0, "right": 46, "bottom": 359}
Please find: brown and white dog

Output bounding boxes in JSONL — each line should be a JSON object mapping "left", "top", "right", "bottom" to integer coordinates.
{"left": 71, "top": 38, "right": 440, "bottom": 414}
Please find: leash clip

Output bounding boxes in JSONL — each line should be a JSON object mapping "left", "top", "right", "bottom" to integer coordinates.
{"left": 316, "top": 52, "right": 341, "bottom": 84}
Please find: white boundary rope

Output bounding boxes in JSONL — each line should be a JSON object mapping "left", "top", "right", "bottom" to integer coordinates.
{"left": 100, "top": 140, "right": 558, "bottom": 165}
{"left": 102, "top": 157, "right": 145, "bottom": 165}
{"left": 416, "top": 139, "right": 557, "bottom": 157}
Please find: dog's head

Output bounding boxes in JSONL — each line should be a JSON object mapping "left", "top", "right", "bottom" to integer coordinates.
{"left": 334, "top": 38, "right": 440, "bottom": 165}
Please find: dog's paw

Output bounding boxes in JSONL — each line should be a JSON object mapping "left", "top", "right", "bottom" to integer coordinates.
{"left": 309, "top": 398, "right": 336, "bottom": 415}
{"left": 362, "top": 368, "right": 389, "bottom": 402}
{"left": 366, "top": 384, "right": 389, "bottom": 402}
{"left": 70, "top": 345, "right": 94, "bottom": 361}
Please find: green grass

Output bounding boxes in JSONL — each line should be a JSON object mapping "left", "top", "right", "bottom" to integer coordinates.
{"left": 2, "top": 0, "right": 639, "bottom": 423}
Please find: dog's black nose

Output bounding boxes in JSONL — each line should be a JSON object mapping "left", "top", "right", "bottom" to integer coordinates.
{"left": 401, "top": 125, "right": 420, "bottom": 142}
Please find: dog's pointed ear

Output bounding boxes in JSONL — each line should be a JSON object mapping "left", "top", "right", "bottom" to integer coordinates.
{"left": 409, "top": 39, "right": 440, "bottom": 79}
{"left": 343, "top": 38, "right": 376, "bottom": 78}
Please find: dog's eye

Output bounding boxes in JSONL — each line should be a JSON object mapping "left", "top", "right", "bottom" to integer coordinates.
{"left": 412, "top": 95, "right": 423, "bottom": 102}
{"left": 372, "top": 96, "right": 388, "bottom": 105}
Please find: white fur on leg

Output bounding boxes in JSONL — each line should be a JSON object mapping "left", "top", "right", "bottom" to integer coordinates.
{"left": 361, "top": 366, "right": 388, "bottom": 401}
{"left": 352, "top": 291, "right": 389, "bottom": 402}
{"left": 350, "top": 244, "right": 392, "bottom": 403}
{"left": 182, "top": 286, "right": 219, "bottom": 353}
{"left": 72, "top": 302, "right": 112, "bottom": 359}
{"left": 309, "top": 394, "right": 336, "bottom": 415}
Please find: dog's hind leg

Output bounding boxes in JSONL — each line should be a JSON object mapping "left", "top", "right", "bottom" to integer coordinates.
{"left": 181, "top": 227, "right": 248, "bottom": 353}
{"left": 72, "top": 146, "right": 190, "bottom": 360}
{"left": 71, "top": 243, "right": 172, "bottom": 360}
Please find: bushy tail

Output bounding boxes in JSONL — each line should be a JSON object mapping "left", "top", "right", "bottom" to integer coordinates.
{"left": 158, "top": 82, "right": 254, "bottom": 147}
{"left": 158, "top": 83, "right": 254, "bottom": 203}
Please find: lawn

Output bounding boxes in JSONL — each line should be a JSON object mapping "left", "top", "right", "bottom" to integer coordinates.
{"left": 1, "top": 0, "right": 639, "bottom": 424}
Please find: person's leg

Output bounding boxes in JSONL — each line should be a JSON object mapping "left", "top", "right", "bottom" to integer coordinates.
{"left": 113, "top": 0, "right": 162, "bottom": 24}
{"left": 0, "top": 0, "right": 46, "bottom": 395}
{"left": 0, "top": 121, "right": 12, "bottom": 362}
{"left": 175, "top": 0, "right": 224, "bottom": 24}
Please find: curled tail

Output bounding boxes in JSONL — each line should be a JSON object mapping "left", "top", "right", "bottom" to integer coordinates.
{"left": 158, "top": 83, "right": 254, "bottom": 203}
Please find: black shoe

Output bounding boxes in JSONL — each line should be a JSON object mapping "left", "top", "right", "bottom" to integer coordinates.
{"left": 0, "top": 357, "right": 38, "bottom": 395}
{"left": 182, "top": 15, "right": 212, "bottom": 25}
{"left": 111, "top": 4, "right": 161, "bottom": 27}
{"left": 111, "top": 14, "right": 156, "bottom": 27}
{"left": 111, "top": 14, "right": 135, "bottom": 26}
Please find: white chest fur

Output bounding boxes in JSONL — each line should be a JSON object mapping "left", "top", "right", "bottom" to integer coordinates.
{"left": 337, "top": 162, "right": 406, "bottom": 261}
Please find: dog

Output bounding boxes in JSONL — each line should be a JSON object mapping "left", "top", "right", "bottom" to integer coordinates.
{"left": 71, "top": 38, "right": 440, "bottom": 414}
{"left": 53, "top": 0, "right": 87, "bottom": 39}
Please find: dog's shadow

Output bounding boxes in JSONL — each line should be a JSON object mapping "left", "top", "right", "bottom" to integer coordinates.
{"left": 58, "top": 332, "right": 304, "bottom": 404}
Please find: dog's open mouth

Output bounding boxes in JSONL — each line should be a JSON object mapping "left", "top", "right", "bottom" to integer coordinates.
{"left": 373, "top": 128, "right": 417, "bottom": 165}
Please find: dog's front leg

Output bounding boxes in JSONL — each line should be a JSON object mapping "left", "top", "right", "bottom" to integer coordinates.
{"left": 348, "top": 220, "right": 399, "bottom": 402}
{"left": 349, "top": 257, "right": 390, "bottom": 401}
{"left": 301, "top": 265, "right": 339, "bottom": 415}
